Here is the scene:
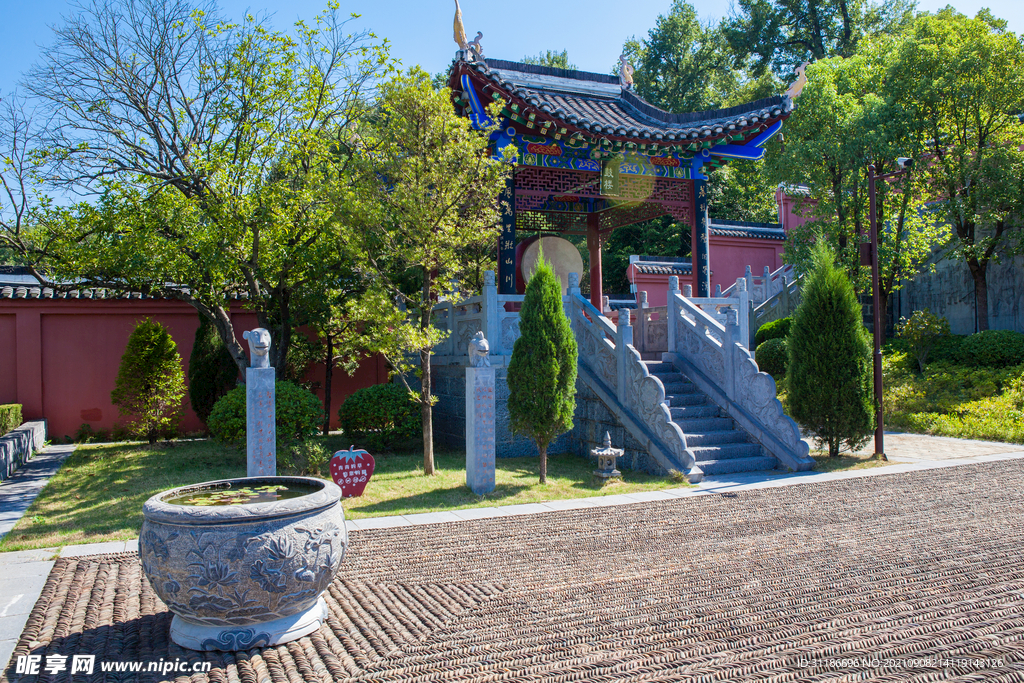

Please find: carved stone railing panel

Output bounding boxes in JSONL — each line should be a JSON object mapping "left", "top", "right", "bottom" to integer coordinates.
{"left": 749, "top": 274, "right": 803, "bottom": 347}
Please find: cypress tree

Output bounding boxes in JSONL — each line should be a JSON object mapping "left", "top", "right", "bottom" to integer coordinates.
{"left": 188, "top": 314, "right": 239, "bottom": 425}
{"left": 787, "top": 242, "right": 873, "bottom": 457}
{"left": 111, "top": 318, "right": 187, "bottom": 443}
{"left": 507, "top": 257, "right": 578, "bottom": 483}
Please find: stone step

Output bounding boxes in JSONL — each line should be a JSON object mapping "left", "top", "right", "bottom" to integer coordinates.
{"left": 642, "top": 361, "right": 676, "bottom": 374}
{"left": 692, "top": 442, "right": 763, "bottom": 461}
{"left": 665, "top": 393, "right": 706, "bottom": 407}
{"left": 670, "top": 404, "right": 721, "bottom": 420}
{"left": 698, "top": 455, "right": 779, "bottom": 476}
{"left": 685, "top": 430, "right": 750, "bottom": 446}
{"left": 662, "top": 382, "right": 699, "bottom": 395}
{"left": 675, "top": 416, "right": 735, "bottom": 433}
{"left": 649, "top": 371, "right": 686, "bottom": 384}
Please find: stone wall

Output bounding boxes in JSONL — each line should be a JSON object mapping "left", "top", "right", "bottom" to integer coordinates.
{"left": 432, "top": 361, "right": 570, "bottom": 458}
{"left": 568, "top": 380, "right": 667, "bottom": 475}
{"left": 897, "top": 252, "right": 1024, "bottom": 335}
{"left": 0, "top": 419, "right": 47, "bottom": 482}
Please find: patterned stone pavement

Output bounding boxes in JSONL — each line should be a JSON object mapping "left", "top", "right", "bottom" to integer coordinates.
{"left": 4, "top": 457, "right": 1024, "bottom": 682}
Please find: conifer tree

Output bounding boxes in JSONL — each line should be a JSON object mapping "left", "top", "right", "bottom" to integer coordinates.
{"left": 188, "top": 314, "right": 239, "bottom": 426}
{"left": 787, "top": 243, "right": 873, "bottom": 457}
{"left": 507, "top": 257, "right": 578, "bottom": 483}
{"left": 111, "top": 319, "right": 187, "bottom": 443}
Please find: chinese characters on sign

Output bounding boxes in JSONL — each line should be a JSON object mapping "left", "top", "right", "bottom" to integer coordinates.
{"left": 693, "top": 178, "right": 710, "bottom": 296}
{"left": 498, "top": 179, "right": 516, "bottom": 294}
{"left": 600, "top": 157, "right": 621, "bottom": 196}
{"left": 329, "top": 448, "right": 376, "bottom": 497}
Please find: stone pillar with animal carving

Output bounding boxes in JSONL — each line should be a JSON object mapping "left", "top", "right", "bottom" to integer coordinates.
{"left": 244, "top": 328, "right": 276, "bottom": 477}
{"left": 465, "top": 331, "right": 496, "bottom": 494}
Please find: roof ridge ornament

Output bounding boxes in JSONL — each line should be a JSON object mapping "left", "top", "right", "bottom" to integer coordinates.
{"left": 618, "top": 54, "right": 634, "bottom": 90}
{"left": 785, "top": 62, "right": 809, "bottom": 99}
{"left": 468, "top": 31, "right": 485, "bottom": 62}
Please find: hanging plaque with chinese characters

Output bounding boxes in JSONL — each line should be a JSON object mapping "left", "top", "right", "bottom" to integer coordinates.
{"left": 600, "top": 157, "right": 621, "bottom": 196}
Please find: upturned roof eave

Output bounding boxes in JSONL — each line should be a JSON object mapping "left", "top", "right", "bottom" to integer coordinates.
{"left": 450, "top": 57, "right": 792, "bottom": 148}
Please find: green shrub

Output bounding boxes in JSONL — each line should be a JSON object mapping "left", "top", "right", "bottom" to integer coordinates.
{"left": 896, "top": 309, "right": 950, "bottom": 373}
{"left": 754, "top": 317, "right": 792, "bottom": 347}
{"left": 0, "top": 404, "right": 22, "bottom": 436}
{"left": 188, "top": 315, "right": 239, "bottom": 425}
{"left": 787, "top": 243, "right": 873, "bottom": 458}
{"left": 755, "top": 338, "right": 789, "bottom": 380}
{"left": 111, "top": 319, "right": 187, "bottom": 443}
{"left": 508, "top": 257, "right": 578, "bottom": 483}
{"left": 337, "top": 383, "right": 421, "bottom": 450}
{"left": 282, "top": 440, "right": 332, "bottom": 476}
{"left": 208, "top": 380, "right": 323, "bottom": 449}
{"left": 929, "top": 334, "right": 965, "bottom": 364}
{"left": 956, "top": 330, "right": 1024, "bottom": 368}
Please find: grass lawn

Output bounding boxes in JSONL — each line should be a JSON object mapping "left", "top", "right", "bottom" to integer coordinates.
{"left": 0, "top": 437, "right": 685, "bottom": 552}
{"left": 809, "top": 452, "right": 894, "bottom": 473}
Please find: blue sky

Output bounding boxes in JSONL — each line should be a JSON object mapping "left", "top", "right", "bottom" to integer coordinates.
{"left": 2, "top": 0, "right": 1022, "bottom": 98}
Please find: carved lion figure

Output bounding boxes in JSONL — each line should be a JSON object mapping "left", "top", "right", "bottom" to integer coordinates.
{"left": 468, "top": 331, "right": 490, "bottom": 367}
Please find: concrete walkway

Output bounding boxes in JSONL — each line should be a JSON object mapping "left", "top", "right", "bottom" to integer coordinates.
{"left": 2, "top": 435, "right": 1023, "bottom": 673}
{"left": 0, "top": 444, "right": 75, "bottom": 542}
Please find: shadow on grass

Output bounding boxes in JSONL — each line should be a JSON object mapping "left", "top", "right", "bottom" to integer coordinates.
{"left": 350, "top": 482, "right": 533, "bottom": 515}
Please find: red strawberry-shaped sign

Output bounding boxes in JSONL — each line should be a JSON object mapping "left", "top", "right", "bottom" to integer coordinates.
{"left": 330, "top": 446, "right": 375, "bottom": 498}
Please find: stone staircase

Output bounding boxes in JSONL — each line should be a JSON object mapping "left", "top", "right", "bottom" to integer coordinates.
{"left": 642, "top": 360, "right": 779, "bottom": 475}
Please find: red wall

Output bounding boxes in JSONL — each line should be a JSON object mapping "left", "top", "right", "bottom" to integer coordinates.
{"left": 0, "top": 315, "right": 16, "bottom": 405}
{"left": 708, "top": 236, "right": 785, "bottom": 294}
{"left": 0, "top": 297, "right": 387, "bottom": 439}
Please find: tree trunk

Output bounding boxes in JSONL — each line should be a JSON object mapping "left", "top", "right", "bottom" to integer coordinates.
{"left": 420, "top": 347, "right": 435, "bottom": 475}
{"left": 968, "top": 258, "right": 990, "bottom": 331}
{"left": 209, "top": 306, "right": 249, "bottom": 375}
{"left": 538, "top": 442, "right": 548, "bottom": 484}
{"left": 322, "top": 335, "right": 333, "bottom": 436}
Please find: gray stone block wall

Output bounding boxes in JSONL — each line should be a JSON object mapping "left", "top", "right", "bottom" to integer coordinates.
{"left": 0, "top": 420, "right": 47, "bottom": 482}
{"left": 432, "top": 363, "right": 570, "bottom": 458}
{"left": 568, "top": 381, "right": 666, "bottom": 475}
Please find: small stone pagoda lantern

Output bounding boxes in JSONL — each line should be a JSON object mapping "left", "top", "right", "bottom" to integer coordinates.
{"left": 592, "top": 432, "right": 623, "bottom": 480}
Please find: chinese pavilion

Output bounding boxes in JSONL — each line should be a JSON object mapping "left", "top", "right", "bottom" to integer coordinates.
{"left": 447, "top": 48, "right": 794, "bottom": 308}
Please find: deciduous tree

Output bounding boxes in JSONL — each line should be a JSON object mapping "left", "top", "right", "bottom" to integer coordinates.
{"left": 346, "top": 68, "right": 511, "bottom": 475}
{"left": 1, "top": 0, "right": 391, "bottom": 373}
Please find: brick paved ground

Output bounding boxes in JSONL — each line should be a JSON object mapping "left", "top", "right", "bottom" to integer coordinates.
{"left": 5, "top": 458, "right": 1024, "bottom": 682}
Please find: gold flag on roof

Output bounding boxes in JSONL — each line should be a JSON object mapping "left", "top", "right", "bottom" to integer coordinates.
{"left": 454, "top": 0, "right": 469, "bottom": 50}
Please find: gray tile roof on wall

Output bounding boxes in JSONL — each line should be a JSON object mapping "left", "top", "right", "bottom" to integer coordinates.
{"left": 0, "top": 281, "right": 249, "bottom": 301}
{"left": 709, "top": 220, "right": 786, "bottom": 241}
{"left": 632, "top": 262, "right": 693, "bottom": 275}
{"left": 462, "top": 59, "right": 792, "bottom": 142}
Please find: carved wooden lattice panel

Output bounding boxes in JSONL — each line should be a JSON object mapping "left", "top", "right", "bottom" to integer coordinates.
{"left": 515, "top": 168, "right": 600, "bottom": 197}
{"left": 517, "top": 211, "right": 588, "bottom": 233}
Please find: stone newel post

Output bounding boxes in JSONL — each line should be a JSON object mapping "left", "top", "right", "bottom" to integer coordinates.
{"left": 465, "top": 331, "right": 496, "bottom": 494}
{"left": 243, "top": 328, "right": 276, "bottom": 477}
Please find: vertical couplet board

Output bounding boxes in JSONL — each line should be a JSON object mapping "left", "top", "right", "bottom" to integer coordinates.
{"left": 246, "top": 367, "right": 277, "bottom": 477}
{"left": 499, "top": 177, "right": 517, "bottom": 295}
{"left": 693, "top": 178, "right": 710, "bottom": 297}
{"left": 465, "top": 366, "right": 496, "bottom": 495}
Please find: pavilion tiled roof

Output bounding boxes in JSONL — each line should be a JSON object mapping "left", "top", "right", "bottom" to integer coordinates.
{"left": 455, "top": 58, "right": 793, "bottom": 145}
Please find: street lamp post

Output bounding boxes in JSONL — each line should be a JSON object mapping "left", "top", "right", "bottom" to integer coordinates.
{"left": 867, "top": 158, "right": 913, "bottom": 461}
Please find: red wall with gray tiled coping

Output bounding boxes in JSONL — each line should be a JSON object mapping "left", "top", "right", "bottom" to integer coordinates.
{"left": 0, "top": 298, "right": 387, "bottom": 439}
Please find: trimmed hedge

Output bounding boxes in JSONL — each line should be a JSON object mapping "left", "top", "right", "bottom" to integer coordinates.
{"left": 208, "top": 380, "right": 323, "bottom": 449}
{"left": 0, "top": 404, "right": 22, "bottom": 436}
{"left": 755, "top": 338, "right": 789, "bottom": 380}
{"left": 754, "top": 317, "right": 792, "bottom": 347}
{"left": 338, "top": 383, "right": 421, "bottom": 450}
{"left": 956, "top": 330, "right": 1024, "bottom": 368}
